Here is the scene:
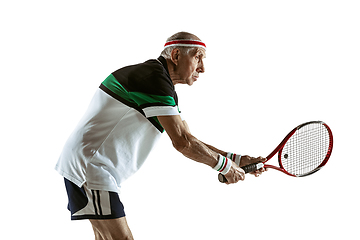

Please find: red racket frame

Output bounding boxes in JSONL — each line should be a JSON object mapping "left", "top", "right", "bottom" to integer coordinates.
{"left": 262, "top": 121, "right": 333, "bottom": 177}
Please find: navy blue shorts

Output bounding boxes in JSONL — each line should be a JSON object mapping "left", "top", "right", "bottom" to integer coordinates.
{"left": 64, "top": 178, "right": 126, "bottom": 220}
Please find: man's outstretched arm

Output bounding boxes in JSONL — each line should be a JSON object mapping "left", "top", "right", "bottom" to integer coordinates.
{"left": 157, "top": 115, "right": 245, "bottom": 184}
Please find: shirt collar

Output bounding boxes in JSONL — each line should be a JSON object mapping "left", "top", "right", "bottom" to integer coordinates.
{"left": 157, "top": 56, "right": 170, "bottom": 76}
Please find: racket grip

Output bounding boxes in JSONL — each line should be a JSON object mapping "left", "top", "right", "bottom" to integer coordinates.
{"left": 218, "top": 162, "right": 264, "bottom": 183}
{"left": 242, "top": 162, "right": 264, "bottom": 173}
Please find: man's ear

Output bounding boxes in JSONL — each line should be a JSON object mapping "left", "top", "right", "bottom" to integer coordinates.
{"left": 170, "top": 49, "right": 180, "bottom": 66}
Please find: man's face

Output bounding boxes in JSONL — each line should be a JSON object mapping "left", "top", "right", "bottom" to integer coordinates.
{"left": 175, "top": 48, "right": 206, "bottom": 85}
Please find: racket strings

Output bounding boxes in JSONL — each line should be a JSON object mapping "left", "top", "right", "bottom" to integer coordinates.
{"left": 281, "top": 123, "right": 330, "bottom": 176}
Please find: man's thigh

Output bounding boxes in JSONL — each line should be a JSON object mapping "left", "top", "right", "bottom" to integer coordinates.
{"left": 90, "top": 217, "right": 134, "bottom": 240}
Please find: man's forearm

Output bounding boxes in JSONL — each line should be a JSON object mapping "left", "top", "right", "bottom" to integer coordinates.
{"left": 182, "top": 119, "right": 227, "bottom": 158}
{"left": 202, "top": 142, "right": 227, "bottom": 157}
{"left": 158, "top": 115, "right": 226, "bottom": 169}
{"left": 174, "top": 133, "right": 219, "bottom": 168}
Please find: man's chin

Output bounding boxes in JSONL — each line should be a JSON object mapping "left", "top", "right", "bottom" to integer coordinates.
{"left": 188, "top": 77, "right": 198, "bottom": 86}
{"left": 187, "top": 80, "right": 195, "bottom": 86}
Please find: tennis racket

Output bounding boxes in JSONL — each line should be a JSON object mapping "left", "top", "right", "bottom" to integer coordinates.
{"left": 218, "top": 121, "right": 333, "bottom": 183}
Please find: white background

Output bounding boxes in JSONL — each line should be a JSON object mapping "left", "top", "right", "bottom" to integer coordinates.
{"left": 1, "top": 0, "right": 359, "bottom": 239}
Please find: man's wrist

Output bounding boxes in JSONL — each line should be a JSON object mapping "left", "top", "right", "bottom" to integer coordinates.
{"left": 213, "top": 154, "right": 232, "bottom": 175}
{"left": 227, "top": 152, "right": 242, "bottom": 166}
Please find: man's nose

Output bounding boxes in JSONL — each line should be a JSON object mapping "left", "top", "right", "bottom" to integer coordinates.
{"left": 197, "top": 61, "right": 205, "bottom": 73}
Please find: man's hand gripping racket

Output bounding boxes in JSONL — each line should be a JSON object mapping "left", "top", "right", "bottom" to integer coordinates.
{"left": 219, "top": 121, "right": 333, "bottom": 183}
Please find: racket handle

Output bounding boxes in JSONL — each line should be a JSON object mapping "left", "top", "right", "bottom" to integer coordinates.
{"left": 218, "top": 163, "right": 264, "bottom": 183}
{"left": 242, "top": 162, "right": 264, "bottom": 173}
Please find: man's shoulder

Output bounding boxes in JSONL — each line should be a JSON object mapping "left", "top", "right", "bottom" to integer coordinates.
{"left": 112, "top": 58, "right": 167, "bottom": 79}
{"left": 111, "top": 58, "right": 173, "bottom": 95}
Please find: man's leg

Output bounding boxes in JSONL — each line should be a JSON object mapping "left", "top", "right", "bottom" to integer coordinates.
{"left": 90, "top": 217, "right": 134, "bottom": 240}
{"left": 91, "top": 223, "right": 105, "bottom": 240}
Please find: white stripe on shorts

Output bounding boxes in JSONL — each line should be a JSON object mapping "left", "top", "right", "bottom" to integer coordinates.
{"left": 72, "top": 183, "right": 112, "bottom": 217}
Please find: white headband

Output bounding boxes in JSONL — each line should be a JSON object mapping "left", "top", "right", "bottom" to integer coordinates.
{"left": 164, "top": 39, "right": 206, "bottom": 50}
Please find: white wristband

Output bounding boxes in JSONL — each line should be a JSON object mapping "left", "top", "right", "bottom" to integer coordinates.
{"left": 227, "top": 152, "right": 242, "bottom": 166}
{"left": 213, "top": 154, "right": 232, "bottom": 175}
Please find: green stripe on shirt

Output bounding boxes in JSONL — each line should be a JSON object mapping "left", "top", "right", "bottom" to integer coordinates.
{"left": 102, "top": 74, "right": 176, "bottom": 107}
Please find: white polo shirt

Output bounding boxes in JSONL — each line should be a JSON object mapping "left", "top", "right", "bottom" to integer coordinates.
{"left": 55, "top": 57, "right": 180, "bottom": 193}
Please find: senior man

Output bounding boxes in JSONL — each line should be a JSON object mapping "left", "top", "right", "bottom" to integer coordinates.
{"left": 56, "top": 32, "right": 265, "bottom": 240}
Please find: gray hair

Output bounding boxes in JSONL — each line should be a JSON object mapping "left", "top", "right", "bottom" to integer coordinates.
{"left": 160, "top": 32, "right": 201, "bottom": 59}
{"left": 160, "top": 46, "right": 197, "bottom": 59}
